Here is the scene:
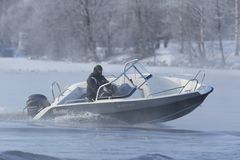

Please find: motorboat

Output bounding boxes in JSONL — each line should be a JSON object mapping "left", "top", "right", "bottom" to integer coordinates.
{"left": 25, "top": 59, "right": 213, "bottom": 124}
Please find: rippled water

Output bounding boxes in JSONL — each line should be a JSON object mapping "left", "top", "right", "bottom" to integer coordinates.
{"left": 0, "top": 110, "right": 240, "bottom": 160}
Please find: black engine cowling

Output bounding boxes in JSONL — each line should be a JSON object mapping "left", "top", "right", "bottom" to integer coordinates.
{"left": 26, "top": 94, "right": 50, "bottom": 117}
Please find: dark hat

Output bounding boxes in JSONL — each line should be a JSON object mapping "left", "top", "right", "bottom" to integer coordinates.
{"left": 94, "top": 65, "right": 103, "bottom": 73}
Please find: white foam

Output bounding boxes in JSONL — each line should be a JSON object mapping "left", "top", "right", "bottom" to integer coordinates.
{"left": 54, "top": 112, "right": 101, "bottom": 123}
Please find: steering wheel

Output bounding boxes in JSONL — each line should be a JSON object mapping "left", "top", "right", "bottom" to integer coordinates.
{"left": 100, "top": 84, "right": 118, "bottom": 98}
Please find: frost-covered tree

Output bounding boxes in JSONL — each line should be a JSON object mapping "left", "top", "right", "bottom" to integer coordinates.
{"left": 0, "top": 0, "right": 22, "bottom": 46}
{"left": 0, "top": 0, "right": 239, "bottom": 64}
{"left": 235, "top": 0, "right": 240, "bottom": 56}
{"left": 96, "top": 1, "right": 122, "bottom": 58}
{"left": 124, "top": 0, "right": 170, "bottom": 58}
{"left": 215, "top": 0, "right": 226, "bottom": 65}
{"left": 172, "top": 0, "right": 207, "bottom": 61}
{"left": 186, "top": 0, "right": 207, "bottom": 60}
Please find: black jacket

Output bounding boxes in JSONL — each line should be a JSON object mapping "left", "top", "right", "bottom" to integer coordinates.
{"left": 86, "top": 72, "right": 108, "bottom": 101}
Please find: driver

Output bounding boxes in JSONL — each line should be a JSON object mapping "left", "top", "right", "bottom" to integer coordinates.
{"left": 86, "top": 65, "right": 111, "bottom": 101}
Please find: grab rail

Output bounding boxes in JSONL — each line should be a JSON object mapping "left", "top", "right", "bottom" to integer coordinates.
{"left": 179, "top": 79, "right": 198, "bottom": 94}
{"left": 123, "top": 59, "right": 139, "bottom": 72}
{"left": 95, "top": 60, "right": 140, "bottom": 101}
{"left": 146, "top": 70, "right": 207, "bottom": 98}
{"left": 95, "top": 81, "right": 113, "bottom": 101}
{"left": 51, "top": 81, "right": 62, "bottom": 101}
{"left": 147, "top": 86, "right": 184, "bottom": 97}
{"left": 178, "top": 70, "right": 205, "bottom": 94}
{"left": 95, "top": 59, "right": 152, "bottom": 101}
{"left": 194, "top": 70, "right": 205, "bottom": 86}
{"left": 123, "top": 59, "right": 139, "bottom": 84}
{"left": 147, "top": 78, "right": 199, "bottom": 98}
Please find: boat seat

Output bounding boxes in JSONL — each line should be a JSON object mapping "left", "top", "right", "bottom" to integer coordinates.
{"left": 65, "top": 98, "right": 88, "bottom": 104}
{"left": 64, "top": 93, "right": 88, "bottom": 104}
{"left": 113, "top": 83, "right": 133, "bottom": 97}
{"left": 98, "top": 83, "right": 136, "bottom": 100}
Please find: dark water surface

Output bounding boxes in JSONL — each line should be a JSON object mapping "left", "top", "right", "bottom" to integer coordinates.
{"left": 0, "top": 119, "right": 240, "bottom": 160}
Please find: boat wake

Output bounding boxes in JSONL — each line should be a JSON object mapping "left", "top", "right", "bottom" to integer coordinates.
{"left": 0, "top": 111, "right": 221, "bottom": 134}
{"left": 0, "top": 110, "right": 125, "bottom": 124}
{"left": 55, "top": 112, "right": 108, "bottom": 123}
{"left": 2, "top": 110, "right": 240, "bottom": 139}
{"left": 52, "top": 112, "right": 128, "bottom": 127}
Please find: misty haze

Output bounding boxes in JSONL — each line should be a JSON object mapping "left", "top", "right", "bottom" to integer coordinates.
{"left": 0, "top": 1, "right": 240, "bottom": 160}
{"left": 0, "top": 0, "right": 239, "bottom": 68}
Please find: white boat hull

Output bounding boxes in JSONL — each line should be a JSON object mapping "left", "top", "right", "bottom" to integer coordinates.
{"left": 34, "top": 86, "right": 213, "bottom": 124}
{"left": 28, "top": 60, "right": 214, "bottom": 124}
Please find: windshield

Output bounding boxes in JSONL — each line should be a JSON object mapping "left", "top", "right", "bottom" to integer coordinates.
{"left": 95, "top": 59, "right": 152, "bottom": 100}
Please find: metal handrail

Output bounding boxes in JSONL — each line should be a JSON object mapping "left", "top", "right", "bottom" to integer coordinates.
{"left": 95, "top": 81, "right": 113, "bottom": 101}
{"left": 147, "top": 86, "right": 184, "bottom": 97}
{"left": 95, "top": 59, "right": 154, "bottom": 101}
{"left": 95, "top": 59, "right": 142, "bottom": 101}
{"left": 179, "top": 70, "right": 205, "bottom": 94}
{"left": 123, "top": 59, "right": 138, "bottom": 84}
{"left": 179, "top": 79, "right": 198, "bottom": 94}
{"left": 194, "top": 70, "right": 205, "bottom": 86}
{"left": 147, "top": 79, "right": 199, "bottom": 98}
{"left": 123, "top": 59, "right": 139, "bottom": 72}
{"left": 51, "top": 81, "right": 62, "bottom": 101}
{"left": 146, "top": 70, "right": 206, "bottom": 98}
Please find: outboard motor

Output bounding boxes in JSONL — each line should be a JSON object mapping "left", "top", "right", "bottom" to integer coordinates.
{"left": 25, "top": 94, "right": 50, "bottom": 118}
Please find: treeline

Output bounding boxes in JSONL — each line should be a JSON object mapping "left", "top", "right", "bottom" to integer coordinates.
{"left": 0, "top": 0, "right": 239, "bottom": 63}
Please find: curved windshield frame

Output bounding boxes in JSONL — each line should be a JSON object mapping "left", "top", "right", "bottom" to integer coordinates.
{"left": 95, "top": 59, "right": 152, "bottom": 101}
